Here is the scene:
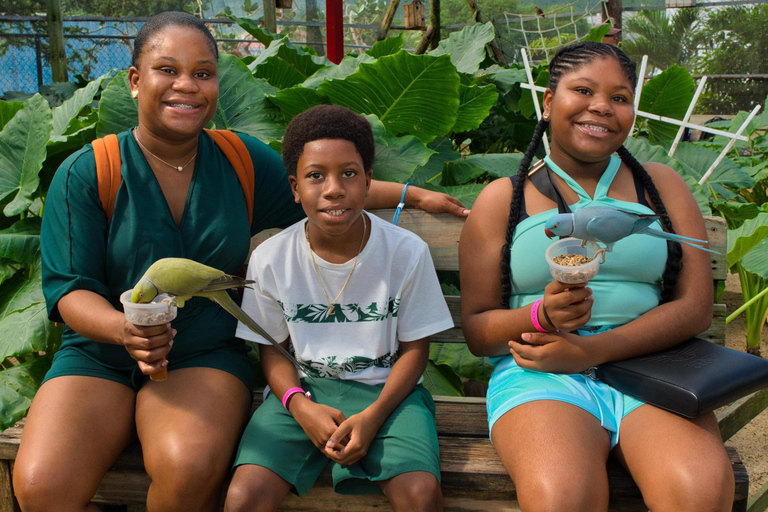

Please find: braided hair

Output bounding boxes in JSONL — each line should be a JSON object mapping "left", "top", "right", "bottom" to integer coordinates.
{"left": 500, "top": 41, "right": 682, "bottom": 306}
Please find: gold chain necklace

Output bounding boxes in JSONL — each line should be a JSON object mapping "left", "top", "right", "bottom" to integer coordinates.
{"left": 305, "top": 214, "right": 367, "bottom": 316}
{"left": 133, "top": 127, "right": 198, "bottom": 172}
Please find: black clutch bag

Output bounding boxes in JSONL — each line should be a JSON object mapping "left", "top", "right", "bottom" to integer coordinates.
{"left": 585, "top": 338, "right": 768, "bottom": 418}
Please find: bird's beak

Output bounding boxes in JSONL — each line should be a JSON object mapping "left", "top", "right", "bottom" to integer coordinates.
{"left": 545, "top": 228, "right": 556, "bottom": 239}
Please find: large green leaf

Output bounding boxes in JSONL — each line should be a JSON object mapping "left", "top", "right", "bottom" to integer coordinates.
{"left": 421, "top": 360, "right": 464, "bottom": 396}
{"left": 0, "top": 355, "right": 52, "bottom": 432}
{"left": 0, "top": 94, "right": 52, "bottom": 216}
{"left": 270, "top": 87, "right": 327, "bottom": 123}
{"left": 452, "top": 84, "right": 498, "bottom": 134}
{"left": 319, "top": 51, "right": 460, "bottom": 143}
{"left": 301, "top": 53, "right": 376, "bottom": 90}
{"left": 483, "top": 66, "right": 527, "bottom": 113}
{"left": 0, "top": 102, "right": 24, "bottom": 131}
{"left": 637, "top": 66, "right": 693, "bottom": 143}
{"left": 366, "top": 115, "right": 435, "bottom": 183}
{"left": 51, "top": 74, "right": 107, "bottom": 140}
{"left": 442, "top": 153, "right": 524, "bottom": 186}
{"left": 212, "top": 54, "right": 286, "bottom": 142}
{"left": 740, "top": 237, "right": 768, "bottom": 279}
{"left": 727, "top": 212, "right": 768, "bottom": 268}
{"left": 249, "top": 38, "right": 326, "bottom": 90}
{"left": 671, "top": 142, "right": 753, "bottom": 190}
{"left": 366, "top": 34, "right": 403, "bottom": 59}
{"left": 226, "top": 14, "right": 282, "bottom": 46}
{"left": 0, "top": 218, "right": 41, "bottom": 265}
{"left": 408, "top": 138, "right": 460, "bottom": 186}
{"left": 519, "top": 69, "right": 549, "bottom": 119}
{"left": 429, "top": 343, "right": 492, "bottom": 382}
{"left": 430, "top": 22, "right": 495, "bottom": 75}
{"left": 96, "top": 71, "right": 137, "bottom": 137}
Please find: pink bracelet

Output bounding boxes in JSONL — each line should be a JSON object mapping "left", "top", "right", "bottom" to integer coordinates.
{"left": 282, "top": 387, "right": 311, "bottom": 409}
{"left": 530, "top": 299, "right": 552, "bottom": 333}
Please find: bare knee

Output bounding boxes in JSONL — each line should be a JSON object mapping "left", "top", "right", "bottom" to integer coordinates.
{"left": 515, "top": 471, "right": 608, "bottom": 512}
{"left": 13, "top": 463, "right": 91, "bottom": 512}
{"left": 146, "top": 445, "right": 228, "bottom": 505}
{"left": 224, "top": 465, "right": 288, "bottom": 512}
{"left": 385, "top": 472, "right": 442, "bottom": 512}
{"left": 643, "top": 456, "right": 735, "bottom": 512}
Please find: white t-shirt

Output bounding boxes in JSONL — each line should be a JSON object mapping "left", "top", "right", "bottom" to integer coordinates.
{"left": 236, "top": 212, "right": 454, "bottom": 386}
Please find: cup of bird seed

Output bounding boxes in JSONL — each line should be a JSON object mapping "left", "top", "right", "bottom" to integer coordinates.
{"left": 545, "top": 238, "right": 601, "bottom": 284}
{"left": 120, "top": 290, "right": 177, "bottom": 326}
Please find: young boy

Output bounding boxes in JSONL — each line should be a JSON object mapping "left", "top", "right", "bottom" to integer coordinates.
{"left": 225, "top": 105, "right": 453, "bottom": 512}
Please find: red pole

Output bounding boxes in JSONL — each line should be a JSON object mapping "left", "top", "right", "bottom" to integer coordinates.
{"left": 326, "top": 0, "right": 344, "bottom": 64}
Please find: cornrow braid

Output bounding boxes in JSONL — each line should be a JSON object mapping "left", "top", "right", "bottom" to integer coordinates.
{"left": 500, "top": 118, "right": 549, "bottom": 306}
{"left": 548, "top": 42, "right": 637, "bottom": 92}
{"left": 616, "top": 146, "right": 683, "bottom": 303}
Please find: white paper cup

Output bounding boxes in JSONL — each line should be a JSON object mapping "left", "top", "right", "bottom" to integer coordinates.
{"left": 545, "top": 238, "right": 601, "bottom": 284}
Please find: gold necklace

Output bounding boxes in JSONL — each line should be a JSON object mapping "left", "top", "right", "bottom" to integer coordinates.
{"left": 305, "top": 214, "right": 367, "bottom": 316}
{"left": 133, "top": 127, "right": 198, "bottom": 172}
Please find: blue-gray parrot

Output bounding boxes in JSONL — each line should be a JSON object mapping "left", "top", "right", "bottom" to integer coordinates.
{"left": 131, "top": 257, "right": 307, "bottom": 374}
{"left": 544, "top": 206, "right": 718, "bottom": 254}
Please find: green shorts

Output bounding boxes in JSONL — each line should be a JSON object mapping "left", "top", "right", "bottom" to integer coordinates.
{"left": 233, "top": 379, "right": 440, "bottom": 496}
{"left": 42, "top": 344, "right": 253, "bottom": 392}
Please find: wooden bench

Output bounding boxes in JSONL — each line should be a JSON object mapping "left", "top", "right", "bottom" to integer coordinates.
{"left": 0, "top": 209, "right": 749, "bottom": 512}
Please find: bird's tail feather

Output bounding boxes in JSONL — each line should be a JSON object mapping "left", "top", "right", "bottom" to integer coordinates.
{"left": 645, "top": 228, "right": 720, "bottom": 254}
{"left": 209, "top": 291, "right": 309, "bottom": 374}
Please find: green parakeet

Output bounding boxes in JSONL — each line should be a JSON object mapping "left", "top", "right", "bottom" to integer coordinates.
{"left": 131, "top": 257, "right": 304, "bottom": 372}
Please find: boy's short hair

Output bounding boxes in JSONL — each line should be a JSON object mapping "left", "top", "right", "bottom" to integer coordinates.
{"left": 282, "top": 105, "right": 375, "bottom": 176}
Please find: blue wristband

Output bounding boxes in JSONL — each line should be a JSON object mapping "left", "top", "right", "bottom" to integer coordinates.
{"left": 392, "top": 182, "right": 411, "bottom": 226}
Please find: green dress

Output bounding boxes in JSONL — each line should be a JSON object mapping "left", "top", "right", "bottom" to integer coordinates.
{"left": 41, "top": 129, "right": 304, "bottom": 383}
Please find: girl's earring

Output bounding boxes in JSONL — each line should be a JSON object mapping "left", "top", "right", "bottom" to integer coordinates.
{"left": 543, "top": 112, "right": 550, "bottom": 121}
{"left": 131, "top": 90, "right": 138, "bottom": 99}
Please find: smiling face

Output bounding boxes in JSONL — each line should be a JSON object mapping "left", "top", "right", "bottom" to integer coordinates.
{"left": 289, "top": 139, "right": 372, "bottom": 245}
{"left": 128, "top": 25, "right": 218, "bottom": 141}
{"left": 543, "top": 56, "right": 635, "bottom": 166}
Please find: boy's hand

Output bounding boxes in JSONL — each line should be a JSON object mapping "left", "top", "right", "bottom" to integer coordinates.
{"left": 324, "top": 410, "right": 381, "bottom": 466}
{"left": 290, "top": 398, "right": 347, "bottom": 451}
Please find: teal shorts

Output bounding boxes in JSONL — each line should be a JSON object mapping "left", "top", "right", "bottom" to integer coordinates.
{"left": 42, "top": 344, "right": 253, "bottom": 392}
{"left": 233, "top": 379, "right": 440, "bottom": 496}
{"left": 487, "top": 355, "right": 644, "bottom": 449}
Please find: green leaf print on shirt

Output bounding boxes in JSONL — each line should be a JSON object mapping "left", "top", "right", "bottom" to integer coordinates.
{"left": 278, "top": 298, "right": 400, "bottom": 323}
{"left": 303, "top": 352, "right": 400, "bottom": 378}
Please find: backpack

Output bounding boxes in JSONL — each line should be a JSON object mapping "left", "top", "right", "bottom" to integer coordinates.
{"left": 91, "top": 129, "right": 255, "bottom": 226}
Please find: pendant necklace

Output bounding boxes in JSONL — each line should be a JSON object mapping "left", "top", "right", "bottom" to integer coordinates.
{"left": 305, "top": 214, "right": 367, "bottom": 316}
{"left": 133, "top": 127, "right": 197, "bottom": 172}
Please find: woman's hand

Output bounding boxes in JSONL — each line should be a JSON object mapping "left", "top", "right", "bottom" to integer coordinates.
{"left": 324, "top": 410, "right": 380, "bottom": 466}
{"left": 120, "top": 321, "right": 176, "bottom": 376}
{"left": 408, "top": 187, "right": 469, "bottom": 217}
{"left": 290, "top": 398, "right": 348, "bottom": 451}
{"left": 540, "top": 280, "right": 593, "bottom": 332}
{"left": 509, "top": 331, "right": 595, "bottom": 374}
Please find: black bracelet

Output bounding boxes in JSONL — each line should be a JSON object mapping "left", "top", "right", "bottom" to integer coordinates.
{"left": 540, "top": 302, "right": 559, "bottom": 332}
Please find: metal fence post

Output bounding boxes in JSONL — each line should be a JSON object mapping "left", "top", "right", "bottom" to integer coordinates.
{"left": 35, "top": 34, "right": 43, "bottom": 88}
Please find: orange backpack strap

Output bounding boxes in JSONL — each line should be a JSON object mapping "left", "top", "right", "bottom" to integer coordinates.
{"left": 93, "top": 133, "right": 122, "bottom": 222}
{"left": 204, "top": 129, "right": 255, "bottom": 227}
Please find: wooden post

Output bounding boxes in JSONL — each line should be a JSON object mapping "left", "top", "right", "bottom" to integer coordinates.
{"left": 428, "top": 0, "right": 440, "bottom": 50}
{"left": 46, "top": 0, "right": 68, "bottom": 82}
{"left": 414, "top": 24, "right": 434, "bottom": 54}
{"left": 306, "top": 0, "right": 324, "bottom": 55}
{"left": 326, "top": 0, "right": 344, "bottom": 64}
{"left": 464, "top": 0, "right": 506, "bottom": 65}
{"left": 604, "top": 0, "right": 622, "bottom": 31}
{"left": 377, "top": 0, "right": 401, "bottom": 41}
{"left": 263, "top": 0, "right": 277, "bottom": 33}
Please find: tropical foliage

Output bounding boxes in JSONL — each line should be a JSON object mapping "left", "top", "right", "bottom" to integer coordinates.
{"left": 0, "top": 20, "right": 765, "bottom": 432}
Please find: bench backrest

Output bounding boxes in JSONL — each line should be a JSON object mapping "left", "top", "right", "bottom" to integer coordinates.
{"left": 251, "top": 209, "right": 728, "bottom": 345}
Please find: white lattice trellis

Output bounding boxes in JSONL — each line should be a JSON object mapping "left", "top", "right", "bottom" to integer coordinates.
{"left": 519, "top": 49, "right": 762, "bottom": 185}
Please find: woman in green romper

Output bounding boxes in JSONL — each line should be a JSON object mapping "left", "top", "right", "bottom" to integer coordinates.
{"left": 12, "top": 12, "right": 467, "bottom": 512}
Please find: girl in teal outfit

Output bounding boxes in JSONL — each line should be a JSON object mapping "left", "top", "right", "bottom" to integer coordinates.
{"left": 13, "top": 12, "right": 467, "bottom": 512}
{"left": 460, "top": 42, "right": 734, "bottom": 511}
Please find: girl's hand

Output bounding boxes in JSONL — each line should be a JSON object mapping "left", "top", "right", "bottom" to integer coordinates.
{"left": 409, "top": 187, "right": 469, "bottom": 217}
{"left": 121, "top": 321, "right": 175, "bottom": 376}
{"left": 509, "top": 331, "right": 594, "bottom": 374}
{"left": 291, "top": 398, "right": 348, "bottom": 451}
{"left": 540, "top": 280, "right": 593, "bottom": 332}
{"left": 324, "top": 410, "right": 380, "bottom": 466}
